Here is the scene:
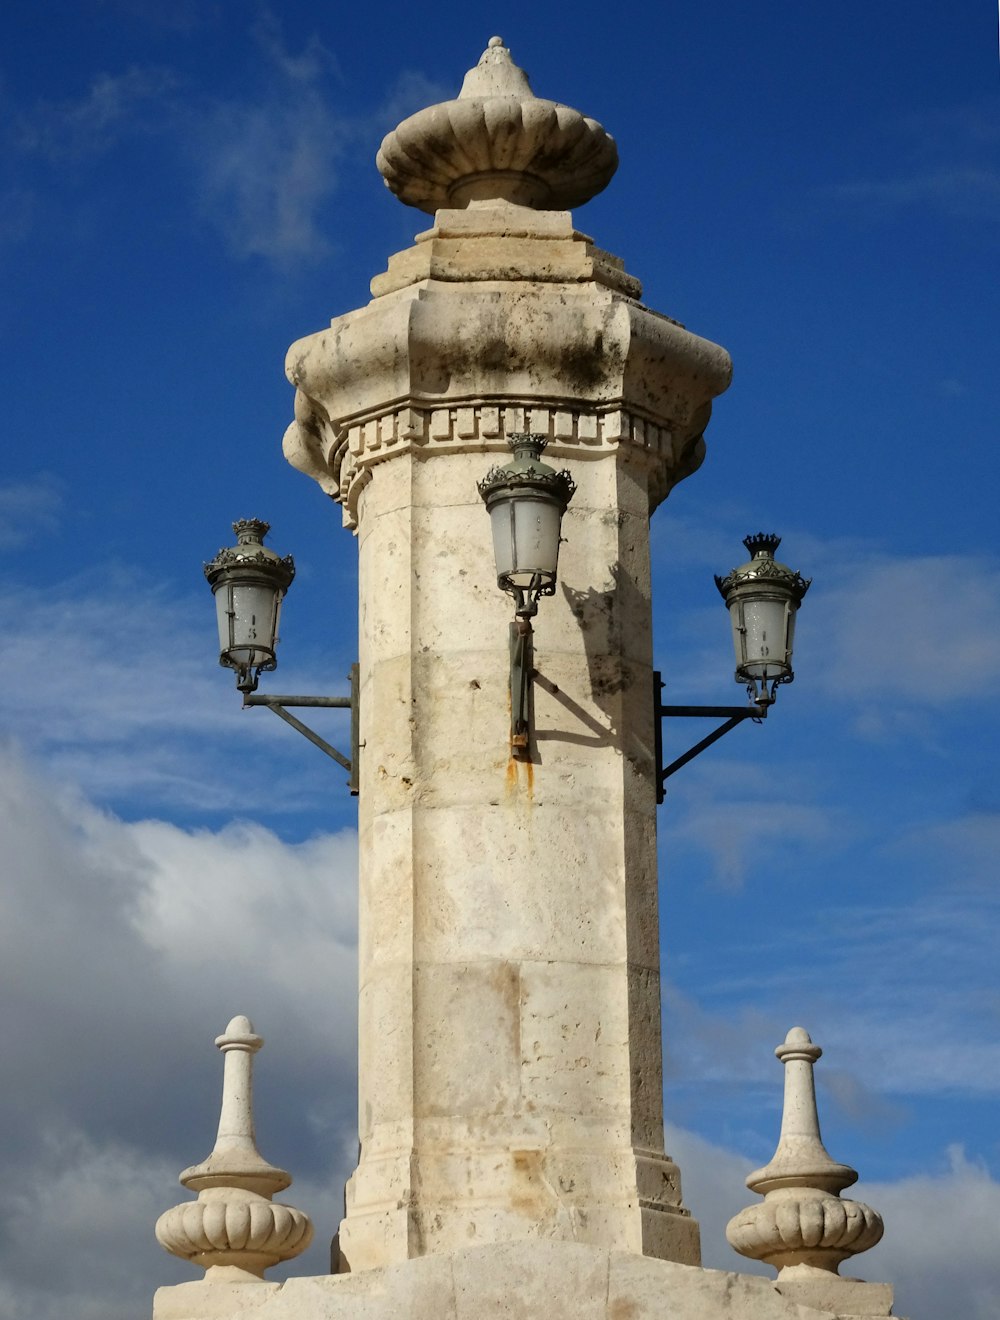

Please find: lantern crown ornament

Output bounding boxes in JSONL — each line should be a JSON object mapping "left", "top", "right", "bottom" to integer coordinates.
{"left": 204, "top": 519, "right": 295, "bottom": 694}
{"left": 478, "top": 434, "right": 576, "bottom": 620}
{"left": 715, "top": 533, "right": 810, "bottom": 706}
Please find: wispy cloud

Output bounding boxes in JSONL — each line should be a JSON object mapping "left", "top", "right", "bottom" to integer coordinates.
{"left": 803, "top": 551, "right": 1000, "bottom": 706}
{"left": 7, "top": 7, "right": 448, "bottom": 268}
{"left": 826, "top": 167, "right": 1000, "bottom": 223}
{"left": 670, "top": 797, "right": 839, "bottom": 892}
{"left": 820, "top": 97, "right": 1000, "bottom": 227}
{"left": 666, "top": 875, "right": 1000, "bottom": 1104}
{"left": 16, "top": 66, "right": 177, "bottom": 159}
{"left": 0, "top": 567, "right": 352, "bottom": 813}
{"left": 185, "top": 13, "right": 345, "bottom": 264}
{"left": 0, "top": 475, "right": 63, "bottom": 547}
{"left": 188, "top": 86, "right": 343, "bottom": 265}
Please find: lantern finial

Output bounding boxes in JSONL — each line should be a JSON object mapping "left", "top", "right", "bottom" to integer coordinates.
{"left": 742, "top": 532, "right": 781, "bottom": 558}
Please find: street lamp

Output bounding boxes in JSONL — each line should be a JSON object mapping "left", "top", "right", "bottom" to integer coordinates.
{"left": 204, "top": 519, "right": 295, "bottom": 695}
{"left": 715, "top": 533, "right": 811, "bottom": 706}
{"left": 478, "top": 434, "right": 576, "bottom": 752}
{"left": 654, "top": 532, "right": 810, "bottom": 801}
{"left": 204, "top": 520, "right": 359, "bottom": 794}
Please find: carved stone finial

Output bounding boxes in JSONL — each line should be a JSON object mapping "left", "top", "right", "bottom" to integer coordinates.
{"left": 726, "top": 1028, "right": 891, "bottom": 1314}
{"left": 155, "top": 1016, "right": 313, "bottom": 1281}
{"left": 376, "top": 37, "right": 618, "bottom": 214}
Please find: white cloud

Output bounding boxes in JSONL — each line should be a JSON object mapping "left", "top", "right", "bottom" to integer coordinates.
{"left": 0, "top": 1128, "right": 180, "bottom": 1320}
{"left": 7, "top": 10, "right": 444, "bottom": 269}
{"left": 184, "top": 23, "right": 449, "bottom": 265}
{"left": 860, "top": 1147, "right": 1000, "bottom": 1320}
{"left": 0, "top": 747, "right": 359, "bottom": 1316}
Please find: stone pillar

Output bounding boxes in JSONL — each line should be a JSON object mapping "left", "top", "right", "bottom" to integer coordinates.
{"left": 283, "top": 38, "right": 732, "bottom": 1274}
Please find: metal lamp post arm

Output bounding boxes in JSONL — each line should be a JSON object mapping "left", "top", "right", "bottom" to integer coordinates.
{"left": 242, "top": 664, "right": 360, "bottom": 795}
{"left": 654, "top": 672, "right": 767, "bottom": 804}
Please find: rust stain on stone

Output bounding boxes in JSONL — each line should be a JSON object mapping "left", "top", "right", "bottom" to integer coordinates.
{"left": 505, "top": 754, "right": 535, "bottom": 802}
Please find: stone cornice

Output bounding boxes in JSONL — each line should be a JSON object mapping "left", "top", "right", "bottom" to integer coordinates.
{"left": 283, "top": 229, "right": 732, "bottom": 527}
{"left": 284, "top": 400, "right": 711, "bottom": 529}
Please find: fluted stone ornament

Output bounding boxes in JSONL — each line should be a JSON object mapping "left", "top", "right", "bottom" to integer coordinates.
{"left": 727, "top": 1028, "right": 894, "bottom": 1316}
{"left": 377, "top": 37, "right": 618, "bottom": 213}
{"left": 155, "top": 1017, "right": 312, "bottom": 1281}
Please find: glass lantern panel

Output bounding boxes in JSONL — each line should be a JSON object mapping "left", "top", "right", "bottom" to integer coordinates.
{"left": 736, "top": 595, "right": 791, "bottom": 678}
{"left": 508, "top": 496, "right": 562, "bottom": 588}
{"left": 489, "top": 502, "right": 516, "bottom": 583}
{"left": 222, "top": 582, "right": 279, "bottom": 668}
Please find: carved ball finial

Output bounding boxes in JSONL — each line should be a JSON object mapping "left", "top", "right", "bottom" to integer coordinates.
{"left": 376, "top": 37, "right": 618, "bottom": 214}
{"left": 155, "top": 1016, "right": 313, "bottom": 1281}
{"left": 726, "top": 1028, "right": 884, "bottom": 1287}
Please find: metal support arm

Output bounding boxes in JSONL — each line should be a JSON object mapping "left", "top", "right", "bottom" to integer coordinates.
{"left": 243, "top": 663, "right": 360, "bottom": 795}
{"left": 510, "top": 619, "right": 533, "bottom": 756}
{"left": 654, "top": 671, "right": 766, "bottom": 803}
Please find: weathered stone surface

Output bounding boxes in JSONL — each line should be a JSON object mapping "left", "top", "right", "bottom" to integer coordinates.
{"left": 776, "top": 1273, "right": 896, "bottom": 1317}
{"left": 154, "top": 1240, "right": 894, "bottom": 1319}
{"left": 330, "top": 437, "right": 701, "bottom": 1271}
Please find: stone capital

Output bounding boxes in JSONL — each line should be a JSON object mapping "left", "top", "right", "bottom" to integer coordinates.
{"left": 283, "top": 204, "right": 731, "bottom": 529}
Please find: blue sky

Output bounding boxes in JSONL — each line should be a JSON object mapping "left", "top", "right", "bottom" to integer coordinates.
{"left": 1, "top": 4, "right": 998, "bottom": 1318}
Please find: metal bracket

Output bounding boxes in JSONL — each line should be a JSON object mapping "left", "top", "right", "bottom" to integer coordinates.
{"left": 243, "top": 663, "right": 360, "bottom": 795}
{"left": 510, "top": 619, "right": 534, "bottom": 757}
{"left": 654, "top": 670, "right": 766, "bottom": 804}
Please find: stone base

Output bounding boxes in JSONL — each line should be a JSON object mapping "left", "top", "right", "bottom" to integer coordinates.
{"left": 153, "top": 1240, "right": 901, "bottom": 1320}
{"left": 336, "top": 1147, "right": 700, "bottom": 1273}
{"left": 776, "top": 1272, "right": 895, "bottom": 1316}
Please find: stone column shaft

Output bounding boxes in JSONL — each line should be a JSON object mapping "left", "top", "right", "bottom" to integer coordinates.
{"left": 339, "top": 438, "right": 692, "bottom": 1268}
